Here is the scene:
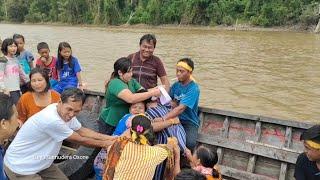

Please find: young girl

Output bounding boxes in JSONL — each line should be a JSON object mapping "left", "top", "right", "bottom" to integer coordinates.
{"left": 35, "top": 42, "right": 58, "bottom": 87}
{"left": 0, "top": 38, "right": 28, "bottom": 104}
{"left": 187, "top": 145, "right": 222, "bottom": 180}
{"left": 13, "top": 34, "right": 34, "bottom": 93}
{"left": 53, "top": 42, "right": 83, "bottom": 93}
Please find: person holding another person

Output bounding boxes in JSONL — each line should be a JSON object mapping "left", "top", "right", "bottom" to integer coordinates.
{"left": 0, "top": 93, "right": 20, "bottom": 180}
{"left": 99, "top": 57, "right": 160, "bottom": 135}
{"left": 4, "top": 88, "right": 115, "bottom": 179}
{"left": 128, "top": 34, "right": 170, "bottom": 91}
{"left": 294, "top": 125, "right": 320, "bottom": 180}
{"left": 17, "top": 68, "right": 60, "bottom": 124}
{"left": 156, "top": 58, "right": 200, "bottom": 151}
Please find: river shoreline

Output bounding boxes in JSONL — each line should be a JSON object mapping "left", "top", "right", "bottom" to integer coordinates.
{"left": 0, "top": 21, "right": 318, "bottom": 33}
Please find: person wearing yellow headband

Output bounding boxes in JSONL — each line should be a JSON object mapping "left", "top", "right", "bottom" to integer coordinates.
{"left": 154, "top": 58, "right": 200, "bottom": 151}
{"left": 294, "top": 125, "right": 320, "bottom": 180}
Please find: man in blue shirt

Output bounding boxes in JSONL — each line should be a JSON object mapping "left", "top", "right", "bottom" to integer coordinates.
{"left": 0, "top": 93, "right": 20, "bottom": 180}
{"left": 159, "top": 58, "right": 200, "bottom": 150}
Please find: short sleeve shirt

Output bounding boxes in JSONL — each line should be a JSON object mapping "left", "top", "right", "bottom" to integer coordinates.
{"left": 17, "top": 50, "right": 34, "bottom": 75}
{"left": 99, "top": 78, "right": 141, "bottom": 127}
{"left": 294, "top": 153, "right": 320, "bottom": 180}
{"left": 4, "top": 103, "right": 81, "bottom": 175}
{"left": 128, "top": 52, "right": 166, "bottom": 89}
{"left": 36, "top": 56, "right": 58, "bottom": 80}
{"left": 170, "top": 81, "right": 200, "bottom": 127}
{"left": 112, "top": 114, "right": 132, "bottom": 136}
{"left": 56, "top": 56, "right": 81, "bottom": 84}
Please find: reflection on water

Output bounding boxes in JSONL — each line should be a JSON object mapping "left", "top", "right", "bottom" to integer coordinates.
{"left": 0, "top": 24, "right": 319, "bottom": 122}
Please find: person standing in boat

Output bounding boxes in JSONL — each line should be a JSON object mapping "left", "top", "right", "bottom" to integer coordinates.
{"left": 127, "top": 34, "right": 170, "bottom": 92}
{"left": 0, "top": 38, "right": 29, "bottom": 104}
{"left": 294, "top": 125, "right": 320, "bottom": 180}
{"left": 99, "top": 57, "right": 160, "bottom": 135}
{"left": 4, "top": 88, "right": 115, "bottom": 180}
{"left": 17, "top": 68, "right": 60, "bottom": 124}
{"left": 155, "top": 58, "right": 200, "bottom": 151}
{"left": 0, "top": 93, "right": 20, "bottom": 180}
{"left": 13, "top": 34, "right": 35, "bottom": 94}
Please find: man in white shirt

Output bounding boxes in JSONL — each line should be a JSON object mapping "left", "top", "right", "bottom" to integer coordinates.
{"left": 4, "top": 88, "right": 115, "bottom": 179}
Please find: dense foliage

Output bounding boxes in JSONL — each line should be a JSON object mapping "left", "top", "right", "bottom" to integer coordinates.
{"left": 0, "top": 0, "right": 319, "bottom": 27}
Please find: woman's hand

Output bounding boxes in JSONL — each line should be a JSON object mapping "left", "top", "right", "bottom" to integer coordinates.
{"left": 149, "top": 87, "right": 161, "bottom": 97}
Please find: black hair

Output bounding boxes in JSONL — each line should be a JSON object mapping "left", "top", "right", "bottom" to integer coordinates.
{"left": 106, "top": 57, "right": 132, "bottom": 89}
{"left": 1, "top": 38, "right": 18, "bottom": 56}
{"left": 131, "top": 115, "right": 156, "bottom": 145}
{"left": 13, "top": 34, "right": 25, "bottom": 42}
{"left": 133, "top": 89, "right": 151, "bottom": 108}
{"left": 0, "top": 93, "right": 14, "bottom": 121}
{"left": 57, "top": 42, "right": 73, "bottom": 70}
{"left": 175, "top": 169, "right": 206, "bottom": 180}
{"left": 37, "top": 42, "right": 50, "bottom": 52}
{"left": 178, "top": 58, "right": 194, "bottom": 72}
{"left": 60, "top": 88, "right": 85, "bottom": 104}
{"left": 195, "top": 146, "right": 220, "bottom": 178}
{"left": 28, "top": 68, "right": 50, "bottom": 93}
{"left": 139, "top": 34, "right": 157, "bottom": 48}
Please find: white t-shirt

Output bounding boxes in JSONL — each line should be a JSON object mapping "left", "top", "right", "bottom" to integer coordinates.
{"left": 4, "top": 103, "right": 81, "bottom": 175}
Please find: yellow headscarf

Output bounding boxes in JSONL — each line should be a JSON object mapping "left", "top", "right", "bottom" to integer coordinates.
{"left": 176, "top": 61, "right": 196, "bottom": 82}
{"left": 306, "top": 140, "right": 320, "bottom": 150}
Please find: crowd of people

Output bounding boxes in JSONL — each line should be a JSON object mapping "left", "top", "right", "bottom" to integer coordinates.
{"left": 0, "top": 33, "right": 317, "bottom": 180}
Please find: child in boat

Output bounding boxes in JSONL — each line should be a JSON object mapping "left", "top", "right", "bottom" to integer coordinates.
{"left": 35, "top": 42, "right": 58, "bottom": 87}
{"left": 186, "top": 145, "right": 222, "bottom": 180}
{"left": 103, "top": 115, "right": 180, "bottom": 180}
{"left": 53, "top": 42, "right": 83, "bottom": 93}
{"left": 13, "top": 34, "right": 34, "bottom": 93}
{"left": 0, "top": 38, "right": 29, "bottom": 104}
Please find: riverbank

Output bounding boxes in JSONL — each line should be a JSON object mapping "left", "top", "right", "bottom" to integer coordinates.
{"left": 0, "top": 21, "right": 318, "bottom": 33}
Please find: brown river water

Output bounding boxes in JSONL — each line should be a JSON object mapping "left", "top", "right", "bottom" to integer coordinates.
{"left": 0, "top": 24, "right": 319, "bottom": 122}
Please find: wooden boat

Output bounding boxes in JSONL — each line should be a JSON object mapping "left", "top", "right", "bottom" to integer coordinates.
{"left": 57, "top": 90, "right": 315, "bottom": 180}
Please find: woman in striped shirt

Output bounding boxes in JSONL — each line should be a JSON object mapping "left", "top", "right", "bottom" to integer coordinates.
{"left": 103, "top": 115, "right": 180, "bottom": 180}
{"left": 145, "top": 98, "right": 191, "bottom": 180}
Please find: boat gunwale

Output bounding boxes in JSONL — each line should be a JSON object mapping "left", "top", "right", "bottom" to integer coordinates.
{"left": 83, "top": 89, "right": 314, "bottom": 130}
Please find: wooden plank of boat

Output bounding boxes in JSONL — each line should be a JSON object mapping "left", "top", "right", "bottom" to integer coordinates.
{"left": 79, "top": 90, "right": 314, "bottom": 180}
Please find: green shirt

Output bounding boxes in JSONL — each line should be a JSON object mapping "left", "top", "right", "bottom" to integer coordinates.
{"left": 99, "top": 78, "right": 141, "bottom": 127}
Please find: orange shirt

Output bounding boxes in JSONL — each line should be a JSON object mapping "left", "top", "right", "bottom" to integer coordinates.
{"left": 17, "top": 91, "right": 60, "bottom": 123}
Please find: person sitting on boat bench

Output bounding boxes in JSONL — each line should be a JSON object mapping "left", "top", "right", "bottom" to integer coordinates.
{"left": 4, "top": 88, "right": 115, "bottom": 180}
{"left": 155, "top": 58, "right": 200, "bottom": 151}
{"left": 294, "top": 125, "right": 320, "bottom": 180}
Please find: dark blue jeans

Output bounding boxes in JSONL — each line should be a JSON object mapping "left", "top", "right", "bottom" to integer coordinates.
{"left": 98, "top": 118, "right": 115, "bottom": 135}
{"left": 181, "top": 121, "right": 199, "bottom": 151}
